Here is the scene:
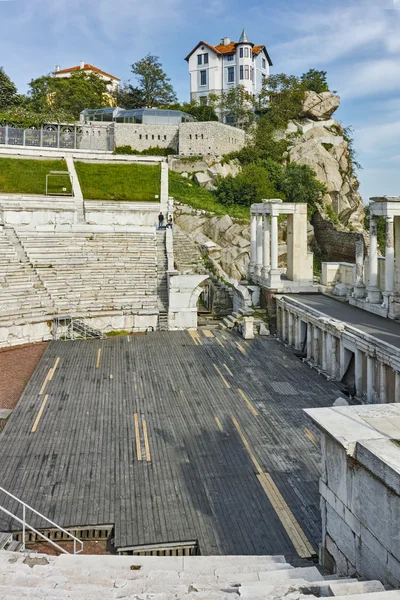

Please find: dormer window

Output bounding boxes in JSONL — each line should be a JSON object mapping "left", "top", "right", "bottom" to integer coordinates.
{"left": 262, "top": 58, "right": 266, "bottom": 69}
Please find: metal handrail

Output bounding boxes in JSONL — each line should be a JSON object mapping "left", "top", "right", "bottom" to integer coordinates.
{"left": 0, "top": 486, "right": 83, "bottom": 554}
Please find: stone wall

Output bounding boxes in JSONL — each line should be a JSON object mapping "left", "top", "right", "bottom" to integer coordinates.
{"left": 313, "top": 209, "right": 368, "bottom": 264}
{"left": 115, "top": 124, "right": 179, "bottom": 152}
{"left": 179, "top": 122, "right": 246, "bottom": 156}
{"left": 306, "top": 404, "right": 400, "bottom": 588}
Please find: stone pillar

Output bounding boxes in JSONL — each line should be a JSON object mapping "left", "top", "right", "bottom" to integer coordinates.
{"left": 353, "top": 238, "right": 366, "bottom": 299}
{"left": 367, "top": 218, "right": 381, "bottom": 304}
{"left": 255, "top": 213, "right": 263, "bottom": 276}
{"left": 281, "top": 308, "right": 287, "bottom": 343}
{"left": 379, "top": 362, "right": 387, "bottom": 403}
{"left": 261, "top": 215, "right": 270, "bottom": 279}
{"left": 331, "top": 336, "right": 338, "bottom": 379}
{"left": 395, "top": 371, "right": 400, "bottom": 403}
{"left": 313, "top": 326, "right": 320, "bottom": 365}
{"left": 383, "top": 216, "right": 395, "bottom": 308}
{"left": 326, "top": 333, "right": 333, "bottom": 375}
{"left": 306, "top": 322, "right": 312, "bottom": 360}
{"left": 249, "top": 213, "right": 257, "bottom": 275}
{"left": 367, "top": 356, "right": 375, "bottom": 403}
{"left": 395, "top": 217, "right": 400, "bottom": 294}
{"left": 355, "top": 348, "right": 363, "bottom": 399}
{"left": 242, "top": 317, "right": 255, "bottom": 340}
{"left": 322, "top": 331, "right": 327, "bottom": 371}
{"left": 276, "top": 305, "right": 281, "bottom": 338}
{"left": 269, "top": 215, "right": 281, "bottom": 288}
{"left": 288, "top": 312, "right": 294, "bottom": 346}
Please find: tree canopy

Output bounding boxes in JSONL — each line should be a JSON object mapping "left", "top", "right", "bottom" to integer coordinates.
{"left": 130, "top": 54, "right": 177, "bottom": 108}
{"left": 0, "top": 67, "right": 23, "bottom": 110}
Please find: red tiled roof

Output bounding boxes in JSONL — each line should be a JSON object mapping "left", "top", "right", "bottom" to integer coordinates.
{"left": 54, "top": 64, "right": 120, "bottom": 81}
{"left": 185, "top": 41, "right": 273, "bottom": 65}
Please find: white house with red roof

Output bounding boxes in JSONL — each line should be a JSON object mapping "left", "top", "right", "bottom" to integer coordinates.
{"left": 54, "top": 61, "right": 120, "bottom": 93}
{"left": 185, "top": 29, "right": 272, "bottom": 108}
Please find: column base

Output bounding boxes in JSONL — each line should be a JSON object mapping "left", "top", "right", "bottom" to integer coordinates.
{"left": 268, "top": 269, "right": 282, "bottom": 288}
{"left": 261, "top": 267, "right": 270, "bottom": 279}
{"left": 353, "top": 284, "right": 366, "bottom": 299}
{"left": 255, "top": 264, "right": 263, "bottom": 277}
{"left": 248, "top": 262, "right": 256, "bottom": 277}
{"left": 367, "top": 286, "right": 382, "bottom": 304}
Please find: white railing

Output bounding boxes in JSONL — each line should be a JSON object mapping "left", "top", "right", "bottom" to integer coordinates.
{"left": 0, "top": 486, "right": 83, "bottom": 554}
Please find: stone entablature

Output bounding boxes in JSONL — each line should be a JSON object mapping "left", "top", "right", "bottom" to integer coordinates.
{"left": 276, "top": 295, "right": 400, "bottom": 403}
{"left": 305, "top": 403, "right": 400, "bottom": 587}
{"left": 249, "top": 200, "right": 315, "bottom": 293}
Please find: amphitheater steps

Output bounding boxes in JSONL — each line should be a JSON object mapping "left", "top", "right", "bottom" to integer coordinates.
{"left": 0, "top": 551, "right": 393, "bottom": 599}
{"left": 173, "top": 226, "right": 204, "bottom": 274}
{"left": 156, "top": 230, "right": 169, "bottom": 331}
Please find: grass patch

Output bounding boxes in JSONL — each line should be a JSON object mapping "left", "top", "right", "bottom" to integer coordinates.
{"left": 105, "top": 330, "right": 131, "bottom": 337}
{"left": 0, "top": 158, "right": 71, "bottom": 195}
{"left": 75, "top": 162, "right": 161, "bottom": 202}
{"left": 169, "top": 172, "right": 250, "bottom": 220}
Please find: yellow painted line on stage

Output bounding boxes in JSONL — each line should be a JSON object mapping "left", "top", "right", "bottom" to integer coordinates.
{"left": 236, "top": 342, "right": 246, "bottom": 355}
{"left": 216, "top": 337, "right": 224, "bottom": 348}
{"left": 31, "top": 395, "right": 48, "bottom": 433}
{"left": 134, "top": 413, "right": 142, "bottom": 461}
{"left": 127, "top": 336, "right": 130, "bottom": 343}
{"left": 39, "top": 369, "right": 52, "bottom": 396}
{"left": 214, "top": 364, "right": 231, "bottom": 389}
{"left": 238, "top": 388, "right": 258, "bottom": 417}
{"left": 231, "top": 415, "right": 314, "bottom": 559}
{"left": 188, "top": 330, "right": 202, "bottom": 346}
{"left": 257, "top": 472, "right": 315, "bottom": 558}
{"left": 142, "top": 419, "right": 151, "bottom": 462}
{"left": 48, "top": 357, "right": 60, "bottom": 382}
{"left": 244, "top": 341, "right": 250, "bottom": 347}
{"left": 221, "top": 334, "right": 227, "bottom": 340}
{"left": 215, "top": 417, "right": 224, "bottom": 433}
{"left": 304, "top": 427, "right": 317, "bottom": 445}
{"left": 203, "top": 330, "right": 215, "bottom": 338}
{"left": 96, "top": 348, "right": 102, "bottom": 369}
{"left": 224, "top": 364, "right": 234, "bottom": 377}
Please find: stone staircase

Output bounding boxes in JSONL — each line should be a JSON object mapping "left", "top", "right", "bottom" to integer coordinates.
{"left": 0, "top": 533, "right": 21, "bottom": 553}
{"left": 156, "top": 230, "right": 169, "bottom": 331}
{"left": 173, "top": 226, "right": 204, "bottom": 274}
{"left": 0, "top": 551, "right": 394, "bottom": 599}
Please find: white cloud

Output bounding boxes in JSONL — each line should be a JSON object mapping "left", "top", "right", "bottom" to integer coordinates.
{"left": 340, "top": 59, "right": 400, "bottom": 99}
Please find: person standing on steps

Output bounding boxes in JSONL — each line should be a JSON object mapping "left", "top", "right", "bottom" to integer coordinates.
{"left": 158, "top": 212, "right": 165, "bottom": 230}
{"left": 166, "top": 217, "right": 173, "bottom": 231}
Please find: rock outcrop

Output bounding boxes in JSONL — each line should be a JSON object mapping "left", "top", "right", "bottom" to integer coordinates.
{"left": 286, "top": 91, "right": 364, "bottom": 230}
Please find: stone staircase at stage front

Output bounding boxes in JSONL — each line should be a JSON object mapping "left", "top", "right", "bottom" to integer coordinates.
{"left": 0, "top": 551, "right": 395, "bottom": 600}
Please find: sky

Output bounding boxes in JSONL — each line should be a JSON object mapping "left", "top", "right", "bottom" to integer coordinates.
{"left": 1, "top": 0, "right": 399, "bottom": 203}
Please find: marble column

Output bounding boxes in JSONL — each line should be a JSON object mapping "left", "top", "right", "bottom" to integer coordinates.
{"left": 355, "top": 348, "right": 363, "bottom": 399}
{"left": 322, "top": 331, "right": 327, "bottom": 371}
{"left": 261, "top": 215, "right": 270, "bottom": 279}
{"left": 255, "top": 213, "right": 263, "bottom": 276}
{"left": 326, "top": 333, "right": 333, "bottom": 375}
{"left": 269, "top": 214, "right": 280, "bottom": 288}
{"left": 353, "top": 238, "right": 366, "bottom": 299}
{"left": 383, "top": 216, "right": 395, "bottom": 308}
{"left": 379, "top": 362, "right": 387, "bottom": 403}
{"left": 367, "top": 218, "right": 381, "bottom": 304}
{"left": 281, "top": 308, "right": 287, "bottom": 343}
{"left": 249, "top": 213, "right": 257, "bottom": 275}
{"left": 313, "top": 326, "right": 320, "bottom": 365}
{"left": 276, "top": 305, "right": 281, "bottom": 337}
{"left": 367, "top": 356, "right": 375, "bottom": 403}
{"left": 331, "top": 336, "right": 338, "bottom": 379}
{"left": 395, "top": 371, "right": 400, "bottom": 403}
{"left": 306, "top": 322, "right": 312, "bottom": 360}
{"left": 288, "top": 312, "right": 294, "bottom": 346}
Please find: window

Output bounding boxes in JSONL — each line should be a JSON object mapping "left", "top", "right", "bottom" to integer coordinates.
{"left": 262, "top": 58, "right": 266, "bottom": 69}
{"left": 228, "top": 66, "right": 234, "bottom": 83}
{"left": 152, "top": 134, "right": 154, "bottom": 140}
{"left": 201, "top": 134, "right": 204, "bottom": 139}
{"left": 204, "top": 53, "right": 209, "bottom": 64}
{"left": 199, "top": 96, "right": 207, "bottom": 105}
{"left": 200, "top": 70, "right": 207, "bottom": 85}
{"left": 145, "top": 134, "right": 148, "bottom": 140}
{"left": 251, "top": 67, "right": 254, "bottom": 82}
{"left": 245, "top": 65, "right": 249, "bottom": 79}
{"left": 164, "top": 135, "right": 167, "bottom": 140}
{"left": 240, "top": 65, "right": 244, "bottom": 80}
{"left": 198, "top": 54, "right": 202, "bottom": 65}
{"left": 158, "top": 135, "right": 160, "bottom": 140}
{"left": 240, "top": 48, "right": 243, "bottom": 58}
{"left": 227, "top": 54, "right": 234, "bottom": 61}
{"left": 244, "top": 47, "right": 249, "bottom": 58}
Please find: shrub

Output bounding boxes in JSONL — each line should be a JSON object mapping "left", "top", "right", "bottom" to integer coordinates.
{"left": 114, "top": 145, "right": 175, "bottom": 156}
{"left": 216, "top": 164, "right": 280, "bottom": 207}
{"left": 277, "top": 163, "right": 327, "bottom": 217}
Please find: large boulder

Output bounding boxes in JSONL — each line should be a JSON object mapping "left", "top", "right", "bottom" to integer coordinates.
{"left": 301, "top": 91, "right": 340, "bottom": 121}
{"left": 194, "top": 171, "right": 212, "bottom": 187}
{"left": 289, "top": 138, "right": 343, "bottom": 197}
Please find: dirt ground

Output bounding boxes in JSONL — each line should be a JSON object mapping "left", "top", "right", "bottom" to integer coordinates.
{"left": 0, "top": 342, "right": 47, "bottom": 410}
{"left": 31, "top": 540, "right": 109, "bottom": 556}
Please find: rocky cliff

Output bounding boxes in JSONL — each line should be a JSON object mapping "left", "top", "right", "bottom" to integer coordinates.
{"left": 285, "top": 91, "right": 364, "bottom": 229}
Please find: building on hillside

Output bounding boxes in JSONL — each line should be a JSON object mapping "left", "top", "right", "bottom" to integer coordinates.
{"left": 54, "top": 62, "right": 120, "bottom": 105}
{"left": 80, "top": 107, "right": 195, "bottom": 124}
{"left": 185, "top": 29, "right": 272, "bottom": 112}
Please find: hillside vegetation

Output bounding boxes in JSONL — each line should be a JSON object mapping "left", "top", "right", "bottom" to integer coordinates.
{"left": 0, "top": 158, "right": 71, "bottom": 195}
{"left": 75, "top": 162, "right": 161, "bottom": 202}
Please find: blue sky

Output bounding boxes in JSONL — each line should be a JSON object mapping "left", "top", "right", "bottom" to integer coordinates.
{"left": 1, "top": 0, "right": 399, "bottom": 203}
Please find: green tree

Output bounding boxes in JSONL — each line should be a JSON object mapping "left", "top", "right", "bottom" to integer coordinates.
{"left": 258, "top": 73, "right": 306, "bottom": 129}
{"left": 28, "top": 71, "right": 110, "bottom": 119}
{"left": 278, "top": 163, "right": 327, "bottom": 214}
{"left": 114, "top": 82, "right": 145, "bottom": 109}
{"left": 131, "top": 54, "right": 177, "bottom": 108}
{"left": 0, "top": 67, "right": 24, "bottom": 109}
{"left": 300, "top": 69, "right": 329, "bottom": 93}
{"left": 181, "top": 100, "right": 218, "bottom": 122}
{"left": 216, "top": 164, "right": 280, "bottom": 207}
{"left": 213, "top": 85, "right": 255, "bottom": 129}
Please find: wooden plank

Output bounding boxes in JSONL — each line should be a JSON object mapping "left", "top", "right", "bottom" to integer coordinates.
{"left": 202, "top": 330, "right": 214, "bottom": 338}
{"left": 237, "top": 388, "right": 259, "bottom": 417}
{"left": 134, "top": 413, "right": 142, "bottom": 461}
{"left": 215, "top": 416, "right": 224, "bottom": 433}
{"left": 213, "top": 364, "right": 231, "bottom": 389}
{"left": 223, "top": 363, "right": 233, "bottom": 377}
{"left": 96, "top": 348, "right": 102, "bottom": 369}
{"left": 31, "top": 395, "right": 49, "bottom": 433}
{"left": 231, "top": 415, "right": 263, "bottom": 475}
{"left": 39, "top": 368, "right": 52, "bottom": 396}
{"left": 142, "top": 419, "right": 151, "bottom": 463}
{"left": 48, "top": 357, "right": 60, "bottom": 381}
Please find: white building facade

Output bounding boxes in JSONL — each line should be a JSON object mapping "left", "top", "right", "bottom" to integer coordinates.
{"left": 185, "top": 29, "right": 272, "bottom": 110}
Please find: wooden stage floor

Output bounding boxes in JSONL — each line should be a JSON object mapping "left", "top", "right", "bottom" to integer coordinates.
{"left": 0, "top": 330, "right": 344, "bottom": 556}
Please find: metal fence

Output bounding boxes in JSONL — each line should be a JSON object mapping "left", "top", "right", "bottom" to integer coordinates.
{"left": 0, "top": 123, "right": 115, "bottom": 152}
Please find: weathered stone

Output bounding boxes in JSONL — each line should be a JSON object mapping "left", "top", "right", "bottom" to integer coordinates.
{"left": 301, "top": 91, "right": 341, "bottom": 121}
{"left": 259, "top": 323, "right": 270, "bottom": 336}
{"left": 194, "top": 172, "right": 212, "bottom": 187}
